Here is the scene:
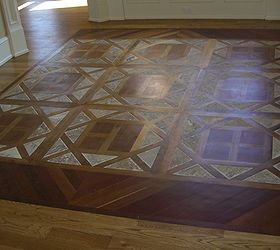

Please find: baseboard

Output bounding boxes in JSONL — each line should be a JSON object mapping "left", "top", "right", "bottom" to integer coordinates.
{"left": 265, "top": 15, "right": 280, "bottom": 20}
{"left": 89, "top": 17, "right": 110, "bottom": 22}
{"left": 0, "top": 37, "right": 13, "bottom": 66}
{"left": 9, "top": 26, "right": 29, "bottom": 58}
{"left": 89, "top": 16, "right": 267, "bottom": 22}
{"left": 124, "top": 15, "right": 266, "bottom": 20}
{"left": 14, "top": 48, "right": 29, "bottom": 57}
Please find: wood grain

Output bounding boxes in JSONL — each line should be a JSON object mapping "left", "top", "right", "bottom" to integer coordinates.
{"left": 0, "top": 162, "right": 280, "bottom": 236}
{"left": 0, "top": 199, "right": 280, "bottom": 250}
{"left": 0, "top": 0, "right": 280, "bottom": 91}
{"left": 0, "top": 1, "right": 280, "bottom": 245}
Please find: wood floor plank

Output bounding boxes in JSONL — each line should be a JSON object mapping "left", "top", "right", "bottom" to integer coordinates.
{"left": 0, "top": 162, "right": 279, "bottom": 235}
{"left": 1, "top": 200, "right": 280, "bottom": 250}
{"left": 0, "top": 1, "right": 280, "bottom": 247}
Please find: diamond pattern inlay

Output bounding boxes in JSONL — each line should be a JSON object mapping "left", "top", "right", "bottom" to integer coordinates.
{"left": 32, "top": 72, "right": 81, "bottom": 94}
{"left": 1, "top": 32, "right": 280, "bottom": 186}
{"left": 200, "top": 127, "right": 271, "bottom": 164}
{"left": 78, "top": 120, "right": 144, "bottom": 154}
{"left": 0, "top": 113, "right": 42, "bottom": 146}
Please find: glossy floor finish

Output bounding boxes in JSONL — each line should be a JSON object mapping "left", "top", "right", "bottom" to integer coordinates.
{"left": 1, "top": 29, "right": 280, "bottom": 236}
{"left": 1, "top": 29, "right": 280, "bottom": 183}
{"left": 1, "top": 0, "right": 280, "bottom": 93}
{"left": 1, "top": 200, "right": 280, "bottom": 250}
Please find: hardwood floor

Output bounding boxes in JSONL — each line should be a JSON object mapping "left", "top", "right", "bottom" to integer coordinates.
{"left": 1, "top": 161, "right": 280, "bottom": 236}
{"left": 0, "top": 0, "right": 92, "bottom": 92}
{"left": 1, "top": 199, "right": 280, "bottom": 250}
{"left": 1, "top": 27, "right": 280, "bottom": 236}
{"left": 0, "top": 0, "right": 280, "bottom": 91}
{"left": 0, "top": 1, "right": 280, "bottom": 248}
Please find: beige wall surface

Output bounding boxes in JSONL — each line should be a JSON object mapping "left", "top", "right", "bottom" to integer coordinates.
{"left": 0, "top": 6, "right": 6, "bottom": 39}
{"left": 266, "top": 0, "right": 280, "bottom": 19}
{"left": 89, "top": 0, "right": 280, "bottom": 21}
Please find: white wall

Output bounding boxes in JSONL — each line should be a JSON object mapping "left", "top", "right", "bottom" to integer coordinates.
{"left": 0, "top": 4, "right": 12, "bottom": 66}
{"left": 0, "top": 0, "right": 28, "bottom": 66}
{"left": 266, "top": 0, "right": 280, "bottom": 20}
{"left": 123, "top": 0, "right": 265, "bottom": 19}
{"left": 88, "top": 0, "right": 280, "bottom": 21}
{"left": 0, "top": 5, "right": 6, "bottom": 38}
{"left": 88, "top": 0, "right": 124, "bottom": 21}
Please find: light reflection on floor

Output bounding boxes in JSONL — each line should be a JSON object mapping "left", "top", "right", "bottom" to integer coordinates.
{"left": 18, "top": 1, "right": 35, "bottom": 11}
{"left": 27, "top": 0, "right": 88, "bottom": 11}
{"left": 1, "top": 34, "right": 280, "bottom": 186}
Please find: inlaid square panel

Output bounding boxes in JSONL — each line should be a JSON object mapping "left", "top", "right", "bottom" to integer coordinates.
{"left": 200, "top": 127, "right": 272, "bottom": 164}
{"left": 211, "top": 40, "right": 280, "bottom": 68}
{"left": 0, "top": 66, "right": 100, "bottom": 104}
{"left": 32, "top": 72, "right": 81, "bottom": 94}
{"left": 47, "top": 39, "right": 135, "bottom": 65}
{"left": 215, "top": 77, "right": 273, "bottom": 103}
{"left": 228, "top": 46, "right": 275, "bottom": 62}
{"left": 78, "top": 120, "right": 145, "bottom": 154}
{"left": 141, "top": 44, "right": 190, "bottom": 61}
{"left": 119, "top": 74, "right": 171, "bottom": 99}
{"left": 174, "top": 113, "right": 280, "bottom": 183}
{"left": 124, "top": 39, "right": 205, "bottom": 66}
{"left": 91, "top": 65, "right": 200, "bottom": 109}
{"left": 69, "top": 44, "right": 112, "bottom": 59}
{"left": 0, "top": 113, "right": 42, "bottom": 146}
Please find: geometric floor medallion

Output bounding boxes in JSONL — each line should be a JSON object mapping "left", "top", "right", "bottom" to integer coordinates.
{"left": 0, "top": 29, "right": 280, "bottom": 186}
{"left": 1, "top": 29, "right": 280, "bottom": 236}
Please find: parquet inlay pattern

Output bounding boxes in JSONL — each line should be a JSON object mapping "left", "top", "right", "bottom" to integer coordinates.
{"left": 1, "top": 29, "right": 280, "bottom": 236}
{"left": 1, "top": 30, "right": 280, "bottom": 186}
